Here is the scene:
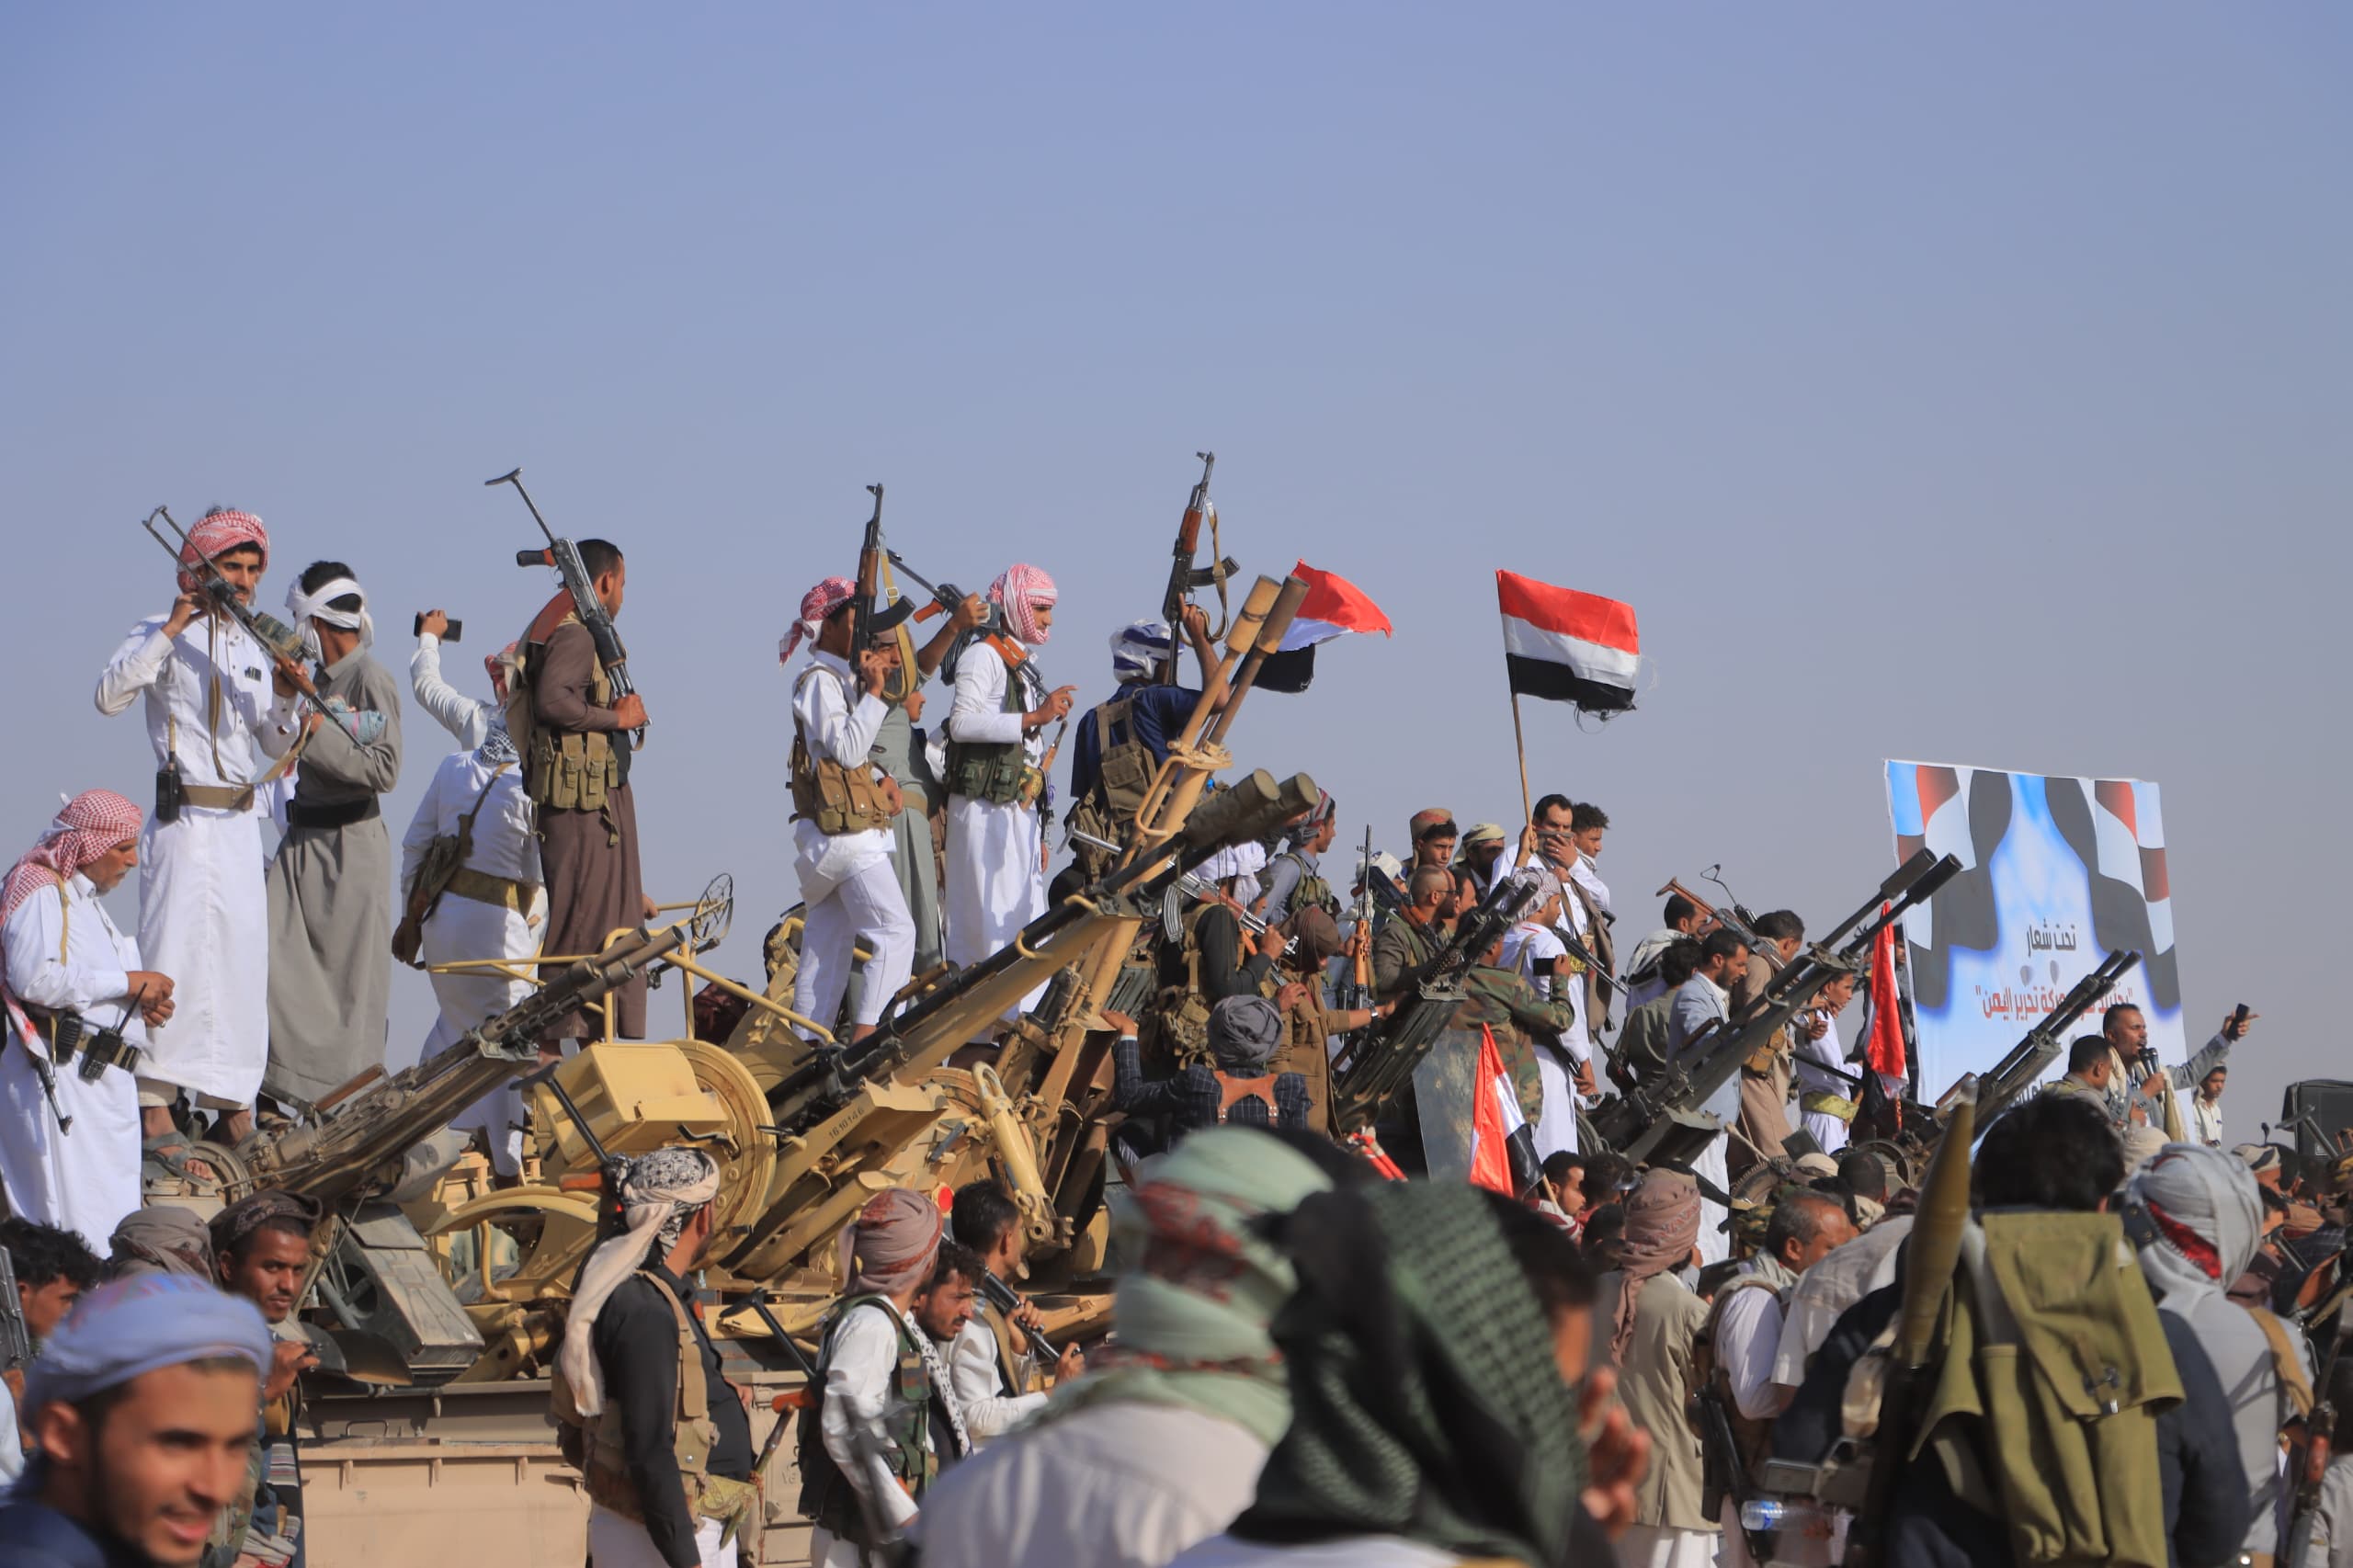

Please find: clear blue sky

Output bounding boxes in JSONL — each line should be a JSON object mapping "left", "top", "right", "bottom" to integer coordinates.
{"left": 5, "top": 6, "right": 2345, "bottom": 1133}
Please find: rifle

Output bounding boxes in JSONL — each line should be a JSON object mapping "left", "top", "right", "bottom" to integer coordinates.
{"left": 0, "top": 1245, "right": 30, "bottom": 1382}
{"left": 1588, "top": 851, "right": 1961, "bottom": 1167}
{"left": 2291, "top": 1287, "right": 2353, "bottom": 1565}
{"left": 1329, "top": 870, "right": 1542, "bottom": 1129}
{"left": 1967, "top": 948, "right": 2142, "bottom": 1122}
{"left": 849, "top": 484, "right": 915, "bottom": 659}
{"left": 1165, "top": 872, "right": 1297, "bottom": 957}
{"left": 884, "top": 550, "right": 987, "bottom": 631}
{"left": 1341, "top": 826, "right": 1375, "bottom": 1009}
{"left": 1162, "top": 451, "right": 1238, "bottom": 680}
{"left": 489, "top": 468, "right": 645, "bottom": 747}
{"left": 977, "top": 1270, "right": 1063, "bottom": 1365}
{"left": 141, "top": 507, "right": 324, "bottom": 714}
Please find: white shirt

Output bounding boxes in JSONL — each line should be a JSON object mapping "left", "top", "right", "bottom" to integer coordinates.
{"left": 1791, "top": 1008, "right": 1848, "bottom": 1097}
{"left": 1571, "top": 853, "right": 1613, "bottom": 919}
{"left": 399, "top": 747, "right": 541, "bottom": 891}
{"left": 1500, "top": 923, "right": 1588, "bottom": 1066}
{"left": 1715, "top": 1279, "right": 1792, "bottom": 1421}
{"left": 792, "top": 653, "right": 895, "bottom": 870}
{"left": 4, "top": 873, "right": 150, "bottom": 1053}
{"left": 95, "top": 613, "right": 297, "bottom": 787}
{"left": 944, "top": 640, "right": 1046, "bottom": 766}
{"left": 821, "top": 1299, "right": 930, "bottom": 1532}
{"left": 915, "top": 1401, "right": 1273, "bottom": 1568}
{"left": 948, "top": 1313, "right": 1048, "bottom": 1442}
{"left": 409, "top": 634, "right": 494, "bottom": 751}
{"left": 2190, "top": 1092, "right": 2224, "bottom": 1148}
{"left": 1771, "top": 1217, "right": 1911, "bottom": 1388}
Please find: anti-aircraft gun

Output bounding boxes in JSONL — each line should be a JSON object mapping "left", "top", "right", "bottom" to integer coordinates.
{"left": 1964, "top": 947, "right": 2142, "bottom": 1123}
{"left": 1586, "top": 850, "right": 1961, "bottom": 1171}
{"left": 1327, "top": 869, "right": 1542, "bottom": 1131}
{"left": 189, "top": 881, "right": 732, "bottom": 1386}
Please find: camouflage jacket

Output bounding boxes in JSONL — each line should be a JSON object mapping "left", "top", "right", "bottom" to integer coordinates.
{"left": 1459, "top": 963, "right": 1575, "bottom": 1121}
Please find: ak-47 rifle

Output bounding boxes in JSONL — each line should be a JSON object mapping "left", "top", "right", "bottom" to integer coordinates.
{"left": 1966, "top": 947, "right": 2142, "bottom": 1123}
{"left": 1339, "top": 826, "right": 1376, "bottom": 1010}
{"left": 1328, "top": 869, "right": 1543, "bottom": 1130}
{"left": 141, "top": 506, "right": 324, "bottom": 713}
{"left": 1162, "top": 452, "right": 1238, "bottom": 681}
{"left": 1588, "top": 851, "right": 1961, "bottom": 1168}
{"left": 2290, "top": 1292, "right": 2353, "bottom": 1564}
{"left": 849, "top": 484, "right": 915, "bottom": 658}
{"left": 0, "top": 1246, "right": 30, "bottom": 1386}
{"left": 490, "top": 468, "right": 646, "bottom": 747}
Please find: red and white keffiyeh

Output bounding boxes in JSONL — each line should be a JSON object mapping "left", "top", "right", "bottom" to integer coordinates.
{"left": 485, "top": 641, "right": 519, "bottom": 702}
{"left": 989, "top": 562, "right": 1057, "bottom": 646}
{"left": 779, "top": 576, "right": 858, "bottom": 665}
{"left": 0, "top": 790, "right": 143, "bottom": 930}
{"left": 176, "top": 510, "right": 269, "bottom": 594}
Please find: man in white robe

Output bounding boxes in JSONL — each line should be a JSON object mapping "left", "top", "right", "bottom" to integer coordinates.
{"left": 399, "top": 724, "right": 542, "bottom": 1177}
{"left": 408, "top": 608, "right": 495, "bottom": 750}
{"left": 0, "top": 790, "right": 172, "bottom": 1247}
{"left": 1792, "top": 972, "right": 1860, "bottom": 1154}
{"left": 1499, "top": 873, "right": 1586, "bottom": 1159}
{"left": 93, "top": 508, "right": 299, "bottom": 1148}
{"left": 1669, "top": 930, "right": 1750, "bottom": 1267}
{"left": 940, "top": 564, "right": 1073, "bottom": 1038}
{"left": 782, "top": 577, "right": 917, "bottom": 1044}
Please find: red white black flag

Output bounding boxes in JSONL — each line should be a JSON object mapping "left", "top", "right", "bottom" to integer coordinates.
{"left": 1495, "top": 570, "right": 1639, "bottom": 714}
{"left": 1468, "top": 1026, "right": 1542, "bottom": 1199}
{"left": 1257, "top": 561, "right": 1393, "bottom": 694}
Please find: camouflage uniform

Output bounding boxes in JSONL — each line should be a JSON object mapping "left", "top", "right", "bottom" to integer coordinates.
{"left": 1458, "top": 963, "right": 1575, "bottom": 1124}
{"left": 1371, "top": 913, "right": 1443, "bottom": 1001}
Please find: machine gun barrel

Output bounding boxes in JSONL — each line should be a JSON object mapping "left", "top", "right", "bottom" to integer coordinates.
{"left": 1589, "top": 855, "right": 1959, "bottom": 1165}
{"left": 978, "top": 1271, "right": 1061, "bottom": 1363}
{"left": 1969, "top": 947, "right": 2143, "bottom": 1121}
{"left": 1330, "top": 870, "right": 1540, "bottom": 1127}
{"left": 235, "top": 919, "right": 691, "bottom": 1208}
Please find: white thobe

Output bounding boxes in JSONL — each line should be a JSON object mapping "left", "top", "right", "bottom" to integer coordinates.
{"left": 1, "top": 874, "right": 147, "bottom": 1247}
{"left": 2190, "top": 1092, "right": 2224, "bottom": 1148}
{"left": 408, "top": 633, "right": 494, "bottom": 750}
{"left": 1570, "top": 852, "right": 1612, "bottom": 919}
{"left": 95, "top": 613, "right": 296, "bottom": 1106}
{"left": 400, "top": 746, "right": 542, "bottom": 1175}
{"left": 1502, "top": 922, "right": 1581, "bottom": 1158}
{"left": 942, "top": 640, "right": 1047, "bottom": 1029}
{"left": 948, "top": 1314, "right": 1048, "bottom": 1445}
{"left": 790, "top": 655, "right": 916, "bottom": 1038}
{"left": 1621, "top": 926, "right": 1685, "bottom": 1015}
{"left": 1792, "top": 1007, "right": 1853, "bottom": 1154}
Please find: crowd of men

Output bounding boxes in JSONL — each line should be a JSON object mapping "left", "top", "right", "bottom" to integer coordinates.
{"left": 0, "top": 506, "right": 2341, "bottom": 1568}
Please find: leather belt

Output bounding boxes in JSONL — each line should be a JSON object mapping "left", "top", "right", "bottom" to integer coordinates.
{"left": 445, "top": 867, "right": 538, "bottom": 915}
{"left": 287, "top": 798, "right": 381, "bottom": 830}
{"left": 179, "top": 783, "right": 257, "bottom": 813}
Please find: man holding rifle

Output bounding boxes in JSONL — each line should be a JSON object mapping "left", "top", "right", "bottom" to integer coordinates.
{"left": 780, "top": 575, "right": 917, "bottom": 1045}
{"left": 95, "top": 507, "right": 301, "bottom": 1153}
{"left": 513, "top": 537, "right": 654, "bottom": 1045}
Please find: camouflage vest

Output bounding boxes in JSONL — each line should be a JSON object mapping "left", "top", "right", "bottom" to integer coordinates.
{"left": 1268, "top": 850, "right": 1336, "bottom": 919}
{"left": 1087, "top": 694, "right": 1156, "bottom": 821}
{"left": 1152, "top": 903, "right": 1278, "bottom": 1068}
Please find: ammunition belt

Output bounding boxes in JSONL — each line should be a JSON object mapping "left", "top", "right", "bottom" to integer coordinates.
{"left": 444, "top": 867, "right": 540, "bottom": 915}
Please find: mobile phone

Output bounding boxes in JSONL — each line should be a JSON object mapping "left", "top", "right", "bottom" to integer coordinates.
{"left": 414, "top": 613, "right": 462, "bottom": 642}
{"left": 2228, "top": 1002, "right": 2250, "bottom": 1040}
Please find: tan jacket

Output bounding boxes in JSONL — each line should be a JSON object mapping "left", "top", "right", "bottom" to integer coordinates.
{"left": 1598, "top": 1269, "right": 1717, "bottom": 1533}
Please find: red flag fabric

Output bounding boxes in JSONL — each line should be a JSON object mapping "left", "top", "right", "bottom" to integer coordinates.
{"left": 1866, "top": 906, "right": 1906, "bottom": 1081}
{"left": 1468, "top": 1027, "right": 1522, "bottom": 1197}
{"left": 1279, "top": 561, "right": 1392, "bottom": 650}
{"left": 1495, "top": 570, "right": 1639, "bottom": 713}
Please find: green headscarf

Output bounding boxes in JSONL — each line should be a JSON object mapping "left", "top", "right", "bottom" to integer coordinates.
{"left": 1230, "top": 1181, "right": 1588, "bottom": 1568}
{"left": 1037, "top": 1125, "right": 1336, "bottom": 1446}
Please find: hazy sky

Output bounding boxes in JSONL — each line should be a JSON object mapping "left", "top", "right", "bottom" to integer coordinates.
{"left": 5, "top": 6, "right": 2345, "bottom": 1138}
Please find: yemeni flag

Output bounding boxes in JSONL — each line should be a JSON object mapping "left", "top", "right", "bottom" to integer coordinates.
{"left": 1865, "top": 906, "right": 1906, "bottom": 1085}
{"left": 1468, "top": 1027, "right": 1542, "bottom": 1199}
{"left": 1257, "top": 561, "right": 1392, "bottom": 694}
{"left": 1496, "top": 570, "right": 1639, "bottom": 714}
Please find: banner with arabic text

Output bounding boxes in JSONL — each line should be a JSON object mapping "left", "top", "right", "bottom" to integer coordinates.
{"left": 1885, "top": 761, "right": 2183, "bottom": 1097}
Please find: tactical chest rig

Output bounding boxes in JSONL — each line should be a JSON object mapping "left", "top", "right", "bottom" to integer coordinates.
{"left": 552, "top": 1273, "right": 755, "bottom": 1538}
{"left": 789, "top": 666, "right": 900, "bottom": 835}
{"left": 1152, "top": 901, "right": 1278, "bottom": 1068}
{"left": 796, "top": 1297, "right": 941, "bottom": 1542}
{"left": 943, "top": 635, "right": 1045, "bottom": 808}
{"left": 515, "top": 613, "right": 624, "bottom": 813}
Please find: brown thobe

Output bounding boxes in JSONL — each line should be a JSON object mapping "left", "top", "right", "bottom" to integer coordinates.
{"left": 1730, "top": 949, "right": 1792, "bottom": 1173}
{"left": 530, "top": 620, "right": 645, "bottom": 1040}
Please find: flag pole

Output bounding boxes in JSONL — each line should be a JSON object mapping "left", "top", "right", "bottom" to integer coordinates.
{"left": 1510, "top": 688, "right": 1533, "bottom": 825}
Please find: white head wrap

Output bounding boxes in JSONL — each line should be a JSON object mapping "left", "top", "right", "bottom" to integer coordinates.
{"left": 285, "top": 574, "right": 375, "bottom": 657}
{"left": 558, "top": 1147, "right": 722, "bottom": 1418}
{"left": 1111, "top": 619, "right": 1175, "bottom": 684}
{"left": 2127, "top": 1141, "right": 2263, "bottom": 1312}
